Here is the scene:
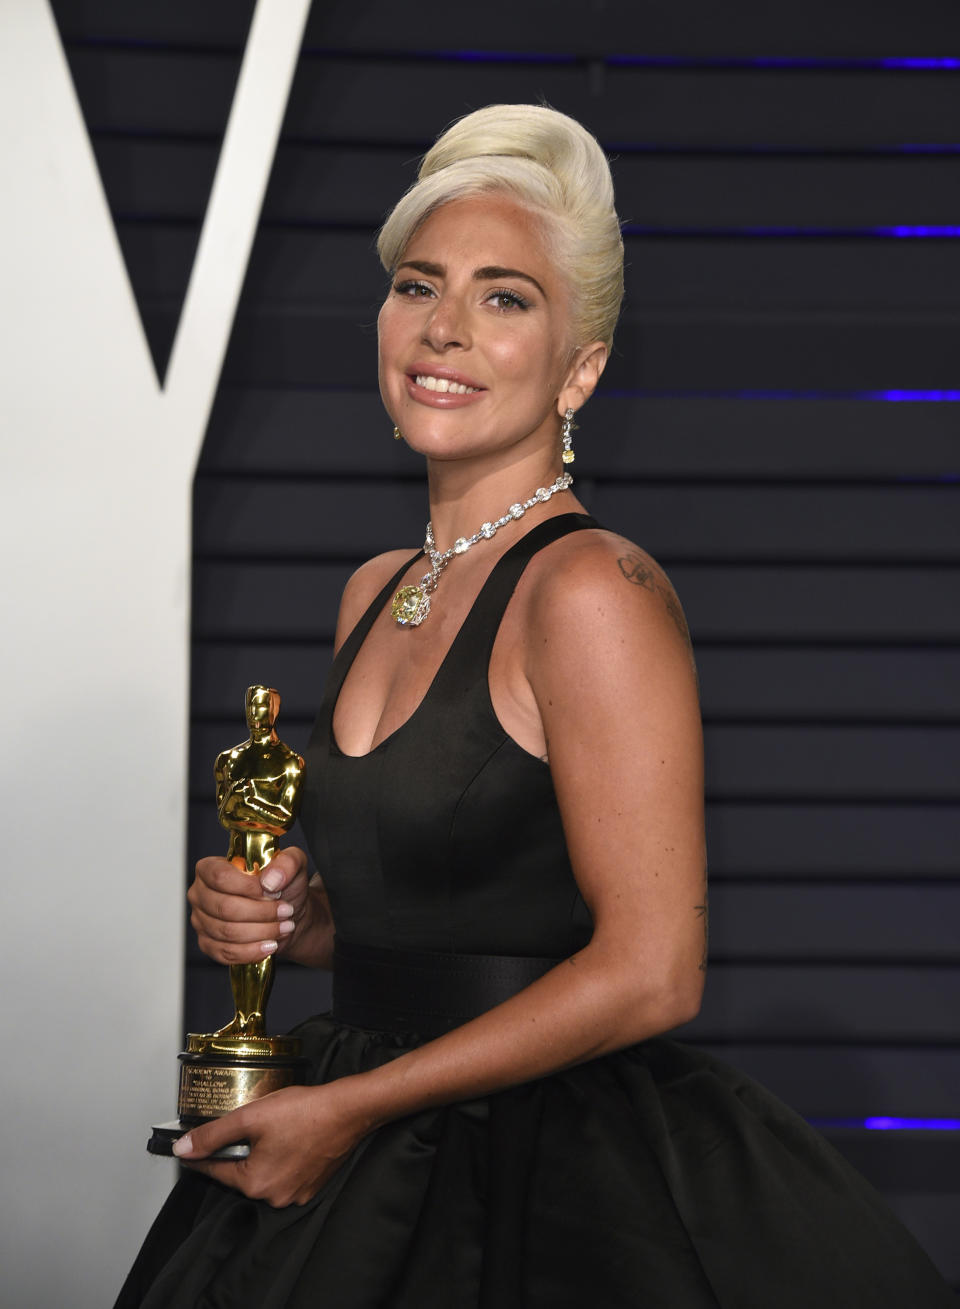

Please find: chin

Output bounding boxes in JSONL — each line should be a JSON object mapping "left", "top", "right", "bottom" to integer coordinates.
{"left": 400, "top": 418, "right": 483, "bottom": 458}
{"left": 406, "top": 435, "right": 479, "bottom": 462}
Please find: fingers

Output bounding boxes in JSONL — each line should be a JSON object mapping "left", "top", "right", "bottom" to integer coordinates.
{"left": 190, "top": 888, "right": 293, "bottom": 958}
{"left": 259, "top": 847, "right": 309, "bottom": 897}
{"left": 193, "top": 856, "right": 271, "bottom": 902}
{"left": 189, "top": 848, "right": 309, "bottom": 966}
{"left": 190, "top": 886, "right": 287, "bottom": 928}
{"left": 172, "top": 1117, "right": 261, "bottom": 1191}
{"left": 173, "top": 1086, "right": 359, "bottom": 1208}
{"left": 173, "top": 1107, "right": 287, "bottom": 1205}
{"left": 190, "top": 908, "right": 292, "bottom": 964}
{"left": 191, "top": 848, "right": 308, "bottom": 907}
{"left": 172, "top": 1110, "right": 248, "bottom": 1162}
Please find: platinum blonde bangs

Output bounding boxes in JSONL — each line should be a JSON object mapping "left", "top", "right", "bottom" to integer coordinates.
{"left": 377, "top": 104, "right": 624, "bottom": 351}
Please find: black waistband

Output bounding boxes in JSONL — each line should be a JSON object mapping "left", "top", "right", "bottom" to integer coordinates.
{"left": 332, "top": 939, "right": 562, "bottom": 1037}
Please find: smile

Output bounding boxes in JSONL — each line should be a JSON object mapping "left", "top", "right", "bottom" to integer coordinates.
{"left": 414, "top": 374, "right": 481, "bottom": 395}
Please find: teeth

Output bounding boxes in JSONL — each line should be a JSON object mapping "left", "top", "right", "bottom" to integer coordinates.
{"left": 415, "top": 374, "right": 479, "bottom": 395}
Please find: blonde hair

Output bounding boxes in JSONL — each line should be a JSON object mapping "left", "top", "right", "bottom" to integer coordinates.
{"left": 377, "top": 104, "right": 624, "bottom": 351}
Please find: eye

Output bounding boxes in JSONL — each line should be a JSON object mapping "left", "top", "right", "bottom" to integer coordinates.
{"left": 485, "top": 287, "right": 531, "bottom": 312}
{"left": 393, "top": 279, "right": 434, "bottom": 299}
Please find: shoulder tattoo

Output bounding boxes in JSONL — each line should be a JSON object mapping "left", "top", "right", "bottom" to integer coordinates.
{"left": 617, "top": 552, "right": 692, "bottom": 648}
{"left": 617, "top": 554, "right": 656, "bottom": 591}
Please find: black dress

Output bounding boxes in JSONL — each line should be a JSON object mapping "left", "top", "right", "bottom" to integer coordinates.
{"left": 118, "top": 514, "right": 955, "bottom": 1307}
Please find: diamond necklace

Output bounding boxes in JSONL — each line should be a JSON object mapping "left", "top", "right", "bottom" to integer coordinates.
{"left": 390, "top": 471, "right": 573, "bottom": 627}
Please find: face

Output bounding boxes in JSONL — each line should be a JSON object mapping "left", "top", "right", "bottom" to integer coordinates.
{"left": 378, "top": 192, "right": 597, "bottom": 466}
{"left": 246, "top": 688, "right": 275, "bottom": 730}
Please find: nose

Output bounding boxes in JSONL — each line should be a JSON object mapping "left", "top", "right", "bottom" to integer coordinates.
{"left": 421, "top": 293, "right": 470, "bottom": 352}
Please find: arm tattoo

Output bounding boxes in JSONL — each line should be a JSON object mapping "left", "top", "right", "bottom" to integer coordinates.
{"left": 695, "top": 867, "right": 709, "bottom": 972}
{"left": 617, "top": 552, "right": 692, "bottom": 649}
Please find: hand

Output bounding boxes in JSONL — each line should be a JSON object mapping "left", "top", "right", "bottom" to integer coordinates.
{"left": 188, "top": 847, "right": 313, "bottom": 965}
{"left": 172, "top": 1082, "right": 367, "bottom": 1207}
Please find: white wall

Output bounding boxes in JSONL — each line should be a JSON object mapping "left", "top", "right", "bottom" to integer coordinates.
{"left": 0, "top": 2, "right": 311, "bottom": 1304}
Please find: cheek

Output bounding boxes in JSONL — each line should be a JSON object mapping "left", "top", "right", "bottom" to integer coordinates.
{"left": 488, "top": 326, "right": 567, "bottom": 401}
{"left": 376, "top": 308, "right": 399, "bottom": 407}
{"left": 376, "top": 303, "right": 394, "bottom": 359}
{"left": 377, "top": 306, "right": 404, "bottom": 384}
{"left": 487, "top": 326, "right": 549, "bottom": 386}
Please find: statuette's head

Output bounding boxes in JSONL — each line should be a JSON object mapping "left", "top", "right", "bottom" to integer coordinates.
{"left": 245, "top": 685, "right": 279, "bottom": 731}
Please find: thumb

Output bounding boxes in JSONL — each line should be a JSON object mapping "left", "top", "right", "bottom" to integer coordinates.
{"left": 259, "top": 846, "right": 307, "bottom": 897}
{"left": 172, "top": 1113, "right": 248, "bottom": 1161}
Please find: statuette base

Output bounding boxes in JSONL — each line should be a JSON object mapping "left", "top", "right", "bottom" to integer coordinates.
{"left": 146, "top": 1038, "right": 307, "bottom": 1156}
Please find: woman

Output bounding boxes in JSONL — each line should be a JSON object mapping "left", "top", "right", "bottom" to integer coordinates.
{"left": 118, "top": 105, "right": 954, "bottom": 1307}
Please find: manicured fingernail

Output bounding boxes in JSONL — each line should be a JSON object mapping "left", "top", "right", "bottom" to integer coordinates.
{"left": 278, "top": 920, "right": 295, "bottom": 935}
{"left": 261, "top": 869, "right": 282, "bottom": 892}
{"left": 276, "top": 902, "right": 294, "bottom": 919}
{"left": 172, "top": 1134, "right": 193, "bottom": 1157}
{"left": 260, "top": 940, "right": 278, "bottom": 954}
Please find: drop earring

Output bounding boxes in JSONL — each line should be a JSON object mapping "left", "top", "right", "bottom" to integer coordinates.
{"left": 561, "top": 407, "right": 576, "bottom": 465}
{"left": 393, "top": 425, "right": 403, "bottom": 441}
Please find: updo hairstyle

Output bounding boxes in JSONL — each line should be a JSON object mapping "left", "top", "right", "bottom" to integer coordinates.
{"left": 377, "top": 104, "right": 624, "bottom": 352}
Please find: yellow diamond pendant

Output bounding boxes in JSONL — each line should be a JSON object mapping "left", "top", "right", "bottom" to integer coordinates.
{"left": 391, "top": 584, "right": 430, "bottom": 627}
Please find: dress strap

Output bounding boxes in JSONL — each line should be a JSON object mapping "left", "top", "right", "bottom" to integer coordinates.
{"left": 324, "top": 549, "right": 423, "bottom": 702}
{"left": 432, "top": 511, "right": 598, "bottom": 690}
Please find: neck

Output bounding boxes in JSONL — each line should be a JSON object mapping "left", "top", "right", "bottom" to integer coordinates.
{"left": 250, "top": 726, "right": 276, "bottom": 745}
{"left": 425, "top": 447, "right": 567, "bottom": 553}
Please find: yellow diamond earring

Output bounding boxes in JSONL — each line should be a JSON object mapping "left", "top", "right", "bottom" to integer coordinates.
{"left": 561, "top": 407, "right": 576, "bottom": 465}
{"left": 393, "top": 425, "right": 403, "bottom": 441}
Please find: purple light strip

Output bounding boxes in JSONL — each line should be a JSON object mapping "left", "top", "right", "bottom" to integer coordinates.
{"left": 600, "top": 388, "right": 960, "bottom": 402}
{"left": 810, "top": 1117, "right": 960, "bottom": 1130}
{"left": 878, "top": 389, "right": 960, "bottom": 401}
{"left": 866, "top": 1117, "right": 960, "bottom": 1130}
{"left": 603, "top": 144, "right": 960, "bottom": 156}
{"left": 889, "top": 58, "right": 960, "bottom": 69}
{"left": 606, "top": 54, "right": 960, "bottom": 71}
{"left": 309, "top": 49, "right": 960, "bottom": 72}
{"left": 620, "top": 224, "right": 960, "bottom": 238}
{"left": 886, "top": 225, "right": 960, "bottom": 237}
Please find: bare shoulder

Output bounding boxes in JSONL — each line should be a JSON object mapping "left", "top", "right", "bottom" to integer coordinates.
{"left": 522, "top": 526, "right": 693, "bottom": 657}
{"left": 334, "top": 547, "right": 419, "bottom": 651}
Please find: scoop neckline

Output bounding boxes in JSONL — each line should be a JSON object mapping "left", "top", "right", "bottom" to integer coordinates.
{"left": 328, "top": 512, "right": 594, "bottom": 761}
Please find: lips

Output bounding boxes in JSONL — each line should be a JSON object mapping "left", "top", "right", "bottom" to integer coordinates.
{"left": 405, "top": 363, "right": 486, "bottom": 407}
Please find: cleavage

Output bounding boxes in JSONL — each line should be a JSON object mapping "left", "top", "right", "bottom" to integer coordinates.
{"left": 332, "top": 587, "right": 475, "bottom": 757}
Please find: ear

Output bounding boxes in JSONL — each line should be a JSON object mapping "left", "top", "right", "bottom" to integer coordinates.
{"left": 557, "top": 341, "right": 608, "bottom": 418}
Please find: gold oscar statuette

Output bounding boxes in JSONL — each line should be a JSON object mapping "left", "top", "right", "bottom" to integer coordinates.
{"left": 148, "top": 685, "right": 307, "bottom": 1158}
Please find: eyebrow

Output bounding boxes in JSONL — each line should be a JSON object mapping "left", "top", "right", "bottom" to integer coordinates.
{"left": 396, "top": 260, "right": 546, "bottom": 299}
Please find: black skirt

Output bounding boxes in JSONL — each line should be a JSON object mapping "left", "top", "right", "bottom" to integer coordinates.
{"left": 116, "top": 1014, "right": 955, "bottom": 1308}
